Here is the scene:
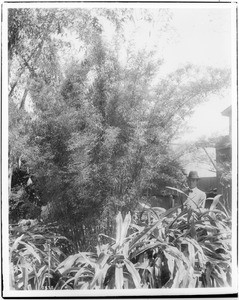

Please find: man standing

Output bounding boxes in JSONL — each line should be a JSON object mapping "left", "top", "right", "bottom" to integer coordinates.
{"left": 185, "top": 171, "right": 206, "bottom": 209}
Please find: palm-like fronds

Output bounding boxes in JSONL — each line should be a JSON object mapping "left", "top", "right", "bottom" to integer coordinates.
{"left": 9, "top": 221, "right": 70, "bottom": 290}
{"left": 10, "top": 193, "right": 232, "bottom": 290}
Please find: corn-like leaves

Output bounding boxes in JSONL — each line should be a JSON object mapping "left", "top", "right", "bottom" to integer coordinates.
{"left": 180, "top": 239, "right": 195, "bottom": 268}
{"left": 115, "top": 212, "right": 131, "bottom": 248}
{"left": 56, "top": 252, "right": 95, "bottom": 274}
{"left": 165, "top": 186, "right": 188, "bottom": 197}
{"left": 120, "top": 213, "right": 131, "bottom": 246}
{"left": 115, "top": 212, "right": 123, "bottom": 246}
{"left": 210, "top": 194, "right": 222, "bottom": 211}
{"left": 73, "top": 267, "right": 94, "bottom": 289}
{"left": 163, "top": 251, "right": 175, "bottom": 280}
{"left": 61, "top": 277, "right": 75, "bottom": 290}
{"left": 171, "top": 262, "right": 184, "bottom": 288}
{"left": 18, "top": 241, "right": 41, "bottom": 263}
{"left": 115, "top": 264, "right": 124, "bottom": 289}
{"left": 10, "top": 200, "right": 232, "bottom": 290}
{"left": 130, "top": 241, "right": 164, "bottom": 259}
{"left": 124, "top": 258, "right": 141, "bottom": 288}
{"left": 10, "top": 234, "right": 24, "bottom": 258}
{"left": 89, "top": 263, "right": 110, "bottom": 289}
{"left": 129, "top": 220, "right": 162, "bottom": 251}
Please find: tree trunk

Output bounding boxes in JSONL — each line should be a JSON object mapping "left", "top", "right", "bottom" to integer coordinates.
{"left": 19, "top": 87, "right": 29, "bottom": 110}
{"left": 9, "top": 34, "right": 47, "bottom": 98}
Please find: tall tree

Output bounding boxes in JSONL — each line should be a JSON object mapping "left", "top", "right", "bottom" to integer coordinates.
{"left": 8, "top": 8, "right": 230, "bottom": 250}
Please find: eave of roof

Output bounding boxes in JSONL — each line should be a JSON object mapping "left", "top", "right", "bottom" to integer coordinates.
{"left": 221, "top": 105, "right": 232, "bottom": 117}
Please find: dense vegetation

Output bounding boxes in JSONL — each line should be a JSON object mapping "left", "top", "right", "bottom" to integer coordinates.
{"left": 10, "top": 201, "right": 232, "bottom": 290}
{"left": 8, "top": 8, "right": 231, "bottom": 290}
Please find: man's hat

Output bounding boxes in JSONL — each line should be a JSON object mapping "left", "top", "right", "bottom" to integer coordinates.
{"left": 187, "top": 171, "right": 200, "bottom": 179}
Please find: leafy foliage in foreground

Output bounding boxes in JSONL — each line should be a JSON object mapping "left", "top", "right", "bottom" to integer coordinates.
{"left": 10, "top": 200, "right": 231, "bottom": 290}
{"left": 9, "top": 221, "right": 75, "bottom": 290}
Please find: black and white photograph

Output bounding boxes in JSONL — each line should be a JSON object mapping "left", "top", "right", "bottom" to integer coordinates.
{"left": 2, "top": 1, "right": 238, "bottom": 298}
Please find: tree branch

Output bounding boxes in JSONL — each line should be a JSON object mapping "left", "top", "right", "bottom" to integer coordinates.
{"left": 202, "top": 147, "right": 218, "bottom": 172}
{"left": 8, "top": 40, "right": 44, "bottom": 98}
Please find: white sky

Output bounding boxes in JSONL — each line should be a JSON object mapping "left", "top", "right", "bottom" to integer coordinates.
{"left": 161, "top": 8, "right": 232, "bottom": 142}
{"left": 163, "top": 8, "right": 231, "bottom": 70}
{"left": 161, "top": 7, "right": 233, "bottom": 177}
{"left": 108, "top": 7, "right": 233, "bottom": 143}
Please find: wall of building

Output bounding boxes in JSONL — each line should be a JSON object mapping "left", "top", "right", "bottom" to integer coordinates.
{"left": 197, "top": 176, "right": 217, "bottom": 194}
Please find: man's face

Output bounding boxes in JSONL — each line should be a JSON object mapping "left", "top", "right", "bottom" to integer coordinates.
{"left": 187, "top": 178, "right": 198, "bottom": 189}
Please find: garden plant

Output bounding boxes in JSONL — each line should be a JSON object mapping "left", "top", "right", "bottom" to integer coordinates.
{"left": 9, "top": 193, "right": 231, "bottom": 290}
{"left": 7, "top": 7, "right": 232, "bottom": 293}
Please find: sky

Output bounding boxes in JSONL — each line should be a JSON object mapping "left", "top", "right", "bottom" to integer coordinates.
{"left": 110, "top": 6, "right": 233, "bottom": 143}
{"left": 161, "top": 8, "right": 232, "bottom": 142}
{"left": 133, "top": 6, "right": 234, "bottom": 177}
{"left": 163, "top": 8, "right": 231, "bottom": 71}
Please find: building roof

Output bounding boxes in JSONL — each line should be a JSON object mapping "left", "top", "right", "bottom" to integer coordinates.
{"left": 221, "top": 105, "right": 232, "bottom": 117}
